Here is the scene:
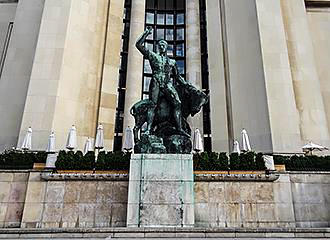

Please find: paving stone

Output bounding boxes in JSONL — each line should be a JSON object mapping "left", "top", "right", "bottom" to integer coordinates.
{"left": 8, "top": 182, "right": 27, "bottom": 202}
{"left": 255, "top": 182, "right": 274, "bottom": 203}
{"left": 194, "top": 182, "right": 209, "bottom": 203}
{"left": 64, "top": 181, "right": 81, "bottom": 203}
{"left": 78, "top": 182, "right": 97, "bottom": 203}
{"left": 208, "top": 182, "right": 225, "bottom": 203}
{"left": 45, "top": 182, "right": 65, "bottom": 203}
{"left": 0, "top": 182, "right": 11, "bottom": 202}
{"left": 4, "top": 203, "right": 24, "bottom": 223}
{"left": 12, "top": 173, "right": 29, "bottom": 182}
{"left": 224, "top": 182, "right": 240, "bottom": 203}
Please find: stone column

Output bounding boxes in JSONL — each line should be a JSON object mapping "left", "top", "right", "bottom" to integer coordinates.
{"left": 97, "top": 0, "right": 125, "bottom": 150}
{"left": 281, "top": 0, "right": 330, "bottom": 147}
{"left": 186, "top": 0, "right": 204, "bottom": 139}
{"left": 0, "top": 0, "right": 45, "bottom": 151}
{"left": 255, "top": 0, "right": 302, "bottom": 152}
{"left": 122, "top": 0, "right": 146, "bottom": 145}
{"left": 205, "top": 0, "right": 229, "bottom": 152}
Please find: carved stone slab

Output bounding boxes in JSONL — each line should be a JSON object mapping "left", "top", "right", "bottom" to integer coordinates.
{"left": 127, "top": 154, "right": 194, "bottom": 227}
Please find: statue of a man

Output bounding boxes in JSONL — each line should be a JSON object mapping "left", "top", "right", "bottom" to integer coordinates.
{"left": 136, "top": 26, "right": 189, "bottom": 137}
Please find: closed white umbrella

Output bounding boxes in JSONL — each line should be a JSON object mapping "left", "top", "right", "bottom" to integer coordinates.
{"left": 46, "top": 132, "right": 56, "bottom": 153}
{"left": 21, "top": 127, "right": 32, "bottom": 150}
{"left": 123, "top": 126, "right": 134, "bottom": 151}
{"left": 241, "top": 128, "right": 251, "bottom": 152}
{"left": 193, "top": 128, "right": 203, "bottom": 152}
{"left": 66, "top": 125, "right": 77, "bottom": 150}
{"left": 84, "top": 137, "right": 93, "bottom": 155}
{"left": 95, "top": 124, "right": 104, "bottom": 149}
{"left": 302, "top": 141, "right": 328, "bottom": 155}
{"left": 233, "top": 140, "right": 240, "bottom": 154}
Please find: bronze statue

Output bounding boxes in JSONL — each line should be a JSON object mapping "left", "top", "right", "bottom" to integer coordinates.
{"left": 131, "top": 27, "right": 208, "bottom": 154}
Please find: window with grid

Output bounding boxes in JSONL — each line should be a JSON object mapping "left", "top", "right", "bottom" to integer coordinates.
{"left": 113, "top": 0, "right": 132, "bottom": 151}
{"left": 142, "top": 0, "right": 186, "bottom": 99}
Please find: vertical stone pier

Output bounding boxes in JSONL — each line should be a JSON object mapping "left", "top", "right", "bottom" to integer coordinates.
{"left": 127, "top": 154, "right": 194, "bottom": 227}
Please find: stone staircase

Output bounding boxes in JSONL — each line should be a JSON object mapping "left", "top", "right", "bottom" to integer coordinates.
{"left": 0, "top": 228, "right": 329, "bottom": 239}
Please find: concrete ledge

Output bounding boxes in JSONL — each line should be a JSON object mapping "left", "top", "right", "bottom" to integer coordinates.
{"left": 0, "top": 227, "right": 329, "bottom": 239}
{"left": 40, "top": 172, "right": 281, "bottom": 182}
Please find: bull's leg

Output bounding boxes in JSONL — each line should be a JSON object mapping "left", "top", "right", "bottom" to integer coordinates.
{"left": 133, "top": 125, "right": 139, "bottom": 143}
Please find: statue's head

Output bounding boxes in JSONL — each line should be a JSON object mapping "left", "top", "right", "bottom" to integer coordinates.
{"left": 157, "top": 40, "right": 168, "bottom": 54}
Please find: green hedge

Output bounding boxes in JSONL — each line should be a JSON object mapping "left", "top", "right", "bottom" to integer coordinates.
{"left": 55, "top": 151, "right": 131, "bottom": 171}
{"left": 96, "top": 151, "right": 130, "bottom": 171}
{"left": 274, "top": 155, "right": 330, "bottom": 171}
{"left": 193, "top": 152, "right": 266, "bottom": 171}
{"left": 0, "top": 150, "right": 47, "bottom": 169}
{"left": 55, "top": 151, "right": 95, "bottom": 170}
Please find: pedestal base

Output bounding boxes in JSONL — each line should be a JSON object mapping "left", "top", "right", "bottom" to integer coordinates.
{"left": 127, "top": 154, "right": 194, "bottom": 227}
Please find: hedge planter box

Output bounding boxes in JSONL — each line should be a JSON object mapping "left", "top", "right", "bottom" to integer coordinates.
{"left": 33, "top": 163, "right": 45, "bottom": 170}
{"left": 194, "top": 170, "right": 265, "bottom": 175}
{"left": 95, "top": 170, "right": 129, "bottom": 174}
{"left": 275, "top": 164, "right": 286, "bottom": 172}
{"left": 57, "top": 170, "right": 94, "bottom": 174}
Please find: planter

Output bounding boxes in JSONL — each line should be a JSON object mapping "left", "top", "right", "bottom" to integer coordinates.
{"left": 95, "top": 170, "right": 128, "bottom": 174}
{"left": 275, "top": 164, "right": 286, "bottom": 172}
{"left": 33, "top": 163, "right": 46, "bottom": 170}
{"left": 194, "top": 170, "right": 265, "bottom": 175}
{"left": 57, "top": 170, "right": 94, "bottom": 174}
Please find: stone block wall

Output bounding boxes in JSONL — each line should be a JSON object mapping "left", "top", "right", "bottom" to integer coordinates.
{"left": 21, "top": 173, "right": 128, "bottom": 228}
{"left": 0, "top": 171, "right": 29, "bottom": 228}
{"left": 194, "top": 175, "right": 296, "bottom": 228}
{"left": 290, "top": 173, "right": 330, "bottom": 227}
{"left": 0, "top": 170, "right": 329, "bottom": 229}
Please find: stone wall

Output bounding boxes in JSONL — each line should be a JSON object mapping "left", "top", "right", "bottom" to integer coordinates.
{"left": 21, "top": 172, "right": 128, "bottom": 228}
{"left": 0, "top": 171, "right": 329, "bottom": 229}
{"left": 0, "top": 171, "right": 29, "bottom": 228}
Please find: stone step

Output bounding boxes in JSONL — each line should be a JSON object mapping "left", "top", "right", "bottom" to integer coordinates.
{"left": 0, "top": 228, "right": 329, "bottom": 239}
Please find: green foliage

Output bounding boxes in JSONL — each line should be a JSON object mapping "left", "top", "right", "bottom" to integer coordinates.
{"left": 229, "top": 153, "right": 240, "bottom": 170}
{"left": 274, "top": 154, "right": 330, "bottom": 171}
{"left": 95, "top": 151, "right": 130, "bottom": 171}
{"left": 195, "top": 152, "right": 267, "bottom": 171}
{"left": 0, "top": 150, "right": 47, "bottom": 169}
{"left": 193, "top": 152, "right": 229, "bottom": 171}
{"left": 238, "top": 152, "right": 256, "bottom": 170}
{"left": 255, "top": 152, "right": 266, "bottom": 171}
{"left": 55, "top": 151, "right": 96, "bottom": 170}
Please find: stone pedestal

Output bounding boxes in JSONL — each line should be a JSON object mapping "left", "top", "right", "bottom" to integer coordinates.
{"left": 127, "top": 154, "right": 194, "bottom": 227}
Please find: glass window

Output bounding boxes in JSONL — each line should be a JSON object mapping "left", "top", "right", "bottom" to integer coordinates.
{"left": 143, "top": 94, "right": 149, "bottom": 100}
{"left": 145, "top": 42, "right": 153, "bottom": 51}
{"left": 156, "top": 28, "right": 164, "bottom": 40}
{"left": 157, "top": 14, "right": 165, "bottom": 25}
{"left": 144, "top": 60, "right": 152, "bottom": 73}
{"left": 177, "top": 13, "right": 184, "bottom": 25}
{"left": 146, "top": 0, "right": 154, "bottom": 9}
{"left": 177, "top": 0, "right": 184, "bottom": 10}
{"left": 166, "top": 14, "right": 174, "bottom": 25}
{"left": 147, "top": 30, "right": 154, "bottom": 40}
{"left": 158, "top": 0, "right": 165, "bottom": 10}
{"left": 146, "top": 12, "right": 154, "bottom": 24}
{"left": 176, "top": 28, "right": 184, "bottom": 40}
{"left": 166, "top": 0, "right": 174, "bottom": 10}
{"left": 167, "top": 44, "right": 174, "bottom": 56}
{"left": 177, "top": 60, "right": 184, "bottom": 74}
{"left": 165, "top": 29, "right": 174, "bottom": 40}
{"left": 143, "top": 76, "right": 151, "bottom": 91}
{"left": 176, "top": 43, "right": 184, "bottom": 57}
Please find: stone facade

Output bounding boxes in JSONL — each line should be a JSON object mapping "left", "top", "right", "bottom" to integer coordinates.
{"left": 0, "top": 0, "right": 330, "bottom": 156}
{"left": 0, "top": 170, "right": 329, "bottom": 229}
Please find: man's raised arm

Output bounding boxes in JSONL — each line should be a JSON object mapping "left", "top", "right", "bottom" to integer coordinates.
{"left": 136, "top": 26, "right": 153, "bottom": 56}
